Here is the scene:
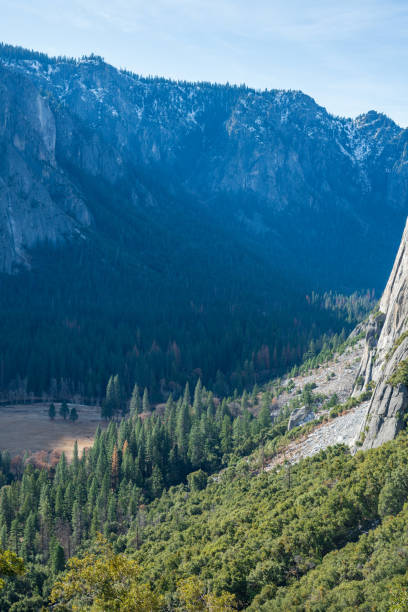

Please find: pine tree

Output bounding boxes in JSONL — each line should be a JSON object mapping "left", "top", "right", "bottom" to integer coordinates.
{"left": 69, "top": 407, "right": 78, "bottom": 423}
{"left": 39, "top": 485, "right": 52, "bottom": 556}
{"left": 0, "top": 489, "right": 12, "bottom": 530}
{"left": 48, "top": 403, "right": 56, "bottom": 420}
{"left": 50, "top": 537, "right": 65, "bottom": 574}
{"left": 233, "top": 416, "right": 245, "bottom": 448}
{"left": 176, "top": 400, "right": 190, "bottom": 458}
{"left": 183, "top": 382, "right": 191, "bottom": 407}
{"left": 64, "top": 482, "right": 75, "bottom": 520}
{"left": 55, "top": 485, "right": 65, "bottom": 519}
{"left": 188, "top": 422, "right": 203, "bottom": 468}
{"left": 59, "top": 401, "right": 69, "bottom": 420}
{"left": 129, "top": 383, "right": 142, "bottom": 415}
{"left": 71, "top": 441, "right": 79, "bottom": 477}
{"left": 220, "top": 415, "right": 232, "bottom": 455}
{"left": 71, "top": 501, "right": 82, "bottom": 550}
{"left": 142, "top": 388, "right": 150, "bottom": 413}
{"left": 0, "top": 524, "right": 7, "bottom": 550}
{"left": 22, "top": 511, "right": 36, "bottom": 561}
{"left": 9, "top": 518, "right": 20, "bottom": 553}
{"left": 103, "top": 376, "right": 115, "bottom": 420}
{"left": 121, "top": 445, "right": 133, "bottom": 482}
{"left": 111, "top": 445, "right": 120, "bottom": 490}
{"left": 113, "top": 374, "right": 124, "bottom": 416}
{"left": 151, "top": 465, "right": 164, "bottom": 498}
{"left": 193, "top": 379, "right": 203, "bottom": 415}
{"left": 258, "top": 398, "right": 271, "bottom": 430}
{"left": 107, "top": 491, "right": 117, "bottom": 524}
{"left": 55, "top": 453, "right": 68, "bottom": 486}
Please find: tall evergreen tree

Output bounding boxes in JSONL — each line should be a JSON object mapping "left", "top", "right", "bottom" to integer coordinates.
{"left": 69, "top": 407, "right": 78, "bottom": 423}
{"left": 59, "top": 401, "right": 69, "bottom": 421}
{"left": 129, "top": 384, "right": 142, "bottom": 415}
{"left": 142, "top": 388, "right": 150, "bottom": 414}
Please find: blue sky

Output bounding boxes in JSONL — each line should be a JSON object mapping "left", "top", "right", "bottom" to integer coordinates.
{"left": 2, "top": 0, "right": 408, "bottom": 125}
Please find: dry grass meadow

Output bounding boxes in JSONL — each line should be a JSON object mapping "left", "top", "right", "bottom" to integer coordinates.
{"left": 0, "top": 402, "right": 106, "bottom": 461}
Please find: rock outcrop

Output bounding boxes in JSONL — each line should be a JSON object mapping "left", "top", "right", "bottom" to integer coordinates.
{"left": 287, "top": 406, "right": 315, "bottom": 431}
{"left": 0, "top": 63, "right": 91, "bottom": 272}
{"left": 357, "top": 219, "right": 408, "bottom": 449}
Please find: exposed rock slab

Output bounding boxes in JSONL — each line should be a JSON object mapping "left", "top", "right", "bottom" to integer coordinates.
{"left": 358, "top": 219, "right": 408, "bottom": 449}
{"left": 287, "top": 405, "right": 315, "bottom": 431}
{"left": 267, "top": 402, "right": 369, "bottom": 469}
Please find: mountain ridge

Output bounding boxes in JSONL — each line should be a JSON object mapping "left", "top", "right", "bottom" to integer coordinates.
{"left": 0, "top": 41, "right": 405, "bottom": 399}
{"left": 0, "top": 42, "right": 407, "bottom": 289}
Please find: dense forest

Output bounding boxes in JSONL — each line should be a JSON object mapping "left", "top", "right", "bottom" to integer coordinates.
{"left": 0, "top": 236, "right": 373, "bottom": 403}
{"left": 0, "top": 380, "right": 279, "bottom": 609}
{"left": 1, "top": 41, "right": 407, "bottom": 611}
{"left": 1, "top": 375, "right": 408, "bottom": 609}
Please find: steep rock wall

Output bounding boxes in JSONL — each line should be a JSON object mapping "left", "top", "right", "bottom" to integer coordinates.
{"left": 0, "top": 64, "right": 91, "bottom": 272}
{"left": 358, "top": 219, "right": 408, "bottom": 448}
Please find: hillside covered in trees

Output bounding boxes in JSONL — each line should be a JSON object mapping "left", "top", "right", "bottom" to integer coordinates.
{"left": 1, "top": 40, "right": 408, "bottom": 611}
{"left": 0, "top": 41, "right": 402, "bottom": 404}
{"left": 1, "top": 384, "right": 408, "bottom": 609}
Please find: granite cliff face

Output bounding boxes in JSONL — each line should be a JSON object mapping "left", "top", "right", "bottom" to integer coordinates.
{"left": 356, "top": 219, "right": 408, "bottom": 448}
{"left": 0, "top": 63, "right": 91, "bottom": 272}
{"left": 0, "top": 44, "right": 408, "bottom": 291}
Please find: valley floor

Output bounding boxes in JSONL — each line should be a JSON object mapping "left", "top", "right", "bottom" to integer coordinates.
{"left": 0, "top": 402, "right": 104, "bottom": 460}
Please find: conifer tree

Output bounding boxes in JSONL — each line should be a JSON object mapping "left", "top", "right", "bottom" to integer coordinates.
{"left": 71, "top": 501, "right": 82, "bottom": 550}
{"left": 9, "top": 518, "right": 20, "bottom": 554}
{"left": 129, "top": 384, "right": 142, "bottom": 415}
{"left": 55, "top": 453, "right": 68, "bottom": 487}
{"left": 103, "top": 376, "right": 115, "bottom": 420}
{"left": 188, "top": 422, "right": 203, "bottom": 468}
{"left": 151, "top": 465, "right": 164, "bottom": 498}
{"left": 0, "top": 525, "right": 7, "bottom": 550}
{"left": 0, "top": 490, "right": 11, "bottom": 530}
{"left": 59, "top": 401, "right": 69, "bottom": 420}
{"left": 48, "top": 403, "right": 56, "bottom": 420}
{"left": 183, "top": 382, "right": 191, "bottom": 407}
{"left": 220, "top": 415, "right": 232, "bottom": 455}
{"left": 142, "top": 388, "right": 150, "bottom": 413}
{"left": 113, "top": 375, "right": 123, "bottom": 416}
{"left": 193, "top": 379, "right": 203, "bottom": 415}
{"left": 22, "top": 512, "right": 36, "bottom": 561}
{"left": 50, "top": 538, "right": 65, "bottom": 574}
{"left": 111, "top": 445, "right": 120, "bottom": 490}
{"left": 71, "top": 441, "right": 79, "bottom": 476}
{"left": 69, "top": 407, "right": 78, "bottom": 423}
{"left": 176, "top": 401, "right": 191, "bottom": 458}
{"left": 258, "top": 399, "right": 271, "bottom": 430}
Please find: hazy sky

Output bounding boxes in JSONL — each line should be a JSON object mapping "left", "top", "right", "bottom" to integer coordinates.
{"left": 2, "top": 0, "right": 408, "bottom": 126}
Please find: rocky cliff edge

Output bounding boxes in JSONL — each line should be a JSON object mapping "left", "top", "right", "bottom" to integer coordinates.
{"left": 356, "top": 218, "right": 408, "bottom": 448}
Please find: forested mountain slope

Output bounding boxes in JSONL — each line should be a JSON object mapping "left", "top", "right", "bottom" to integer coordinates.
{"left": 2, "top": 220, "right": 408, "bottom": 608}
{"left": 0, "top": 43, "right": 389, "bottom": 400}
{"left": 2, "top": 410, "right": 408, "bottom": 610}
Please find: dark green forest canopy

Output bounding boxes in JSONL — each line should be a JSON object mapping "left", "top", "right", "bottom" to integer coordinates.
{"left": 0, "top": 239, "right": 372, "bottom": 402}
{"left": 1, "top": 384, "right": 408, "bottom": 610}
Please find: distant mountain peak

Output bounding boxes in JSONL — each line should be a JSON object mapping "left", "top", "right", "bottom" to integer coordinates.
{"left": 0, "top": 41, "right": 407, "bottom": 295}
